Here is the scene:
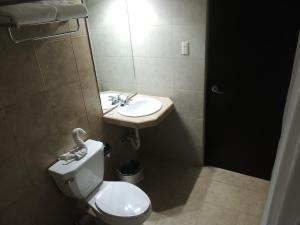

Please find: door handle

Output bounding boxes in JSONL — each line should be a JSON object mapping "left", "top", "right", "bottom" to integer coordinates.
{"left": 211, "top": 85, "right": 224, "bottom": 95}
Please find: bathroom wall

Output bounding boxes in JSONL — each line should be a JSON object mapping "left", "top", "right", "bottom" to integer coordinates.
{"left": 0, "top": 20, "right": 103, "bottom": 225}
{"left": 129, "top": 0, "right": 207, "bottom": 164}
{"left": 87, "top": 0, "right": 207, "bottom": 164}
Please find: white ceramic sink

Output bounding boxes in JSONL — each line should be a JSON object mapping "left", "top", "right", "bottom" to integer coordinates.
{"left": 117, "top": 97, "right": 162, "bottom": 117}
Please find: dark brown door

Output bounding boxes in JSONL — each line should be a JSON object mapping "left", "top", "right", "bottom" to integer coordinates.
{"left": 204, "top": 1, "right": 299, "bottom": 179}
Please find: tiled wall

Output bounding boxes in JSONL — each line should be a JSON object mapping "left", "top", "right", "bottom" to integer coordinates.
{"left": 0, "top": 20, "right": 103, "bottom": 225}
{"left": 129, "top": 0, "right": 206, "bottom": 164}
{"left": 88, "top": 0, "right": 207, "bottom": 164}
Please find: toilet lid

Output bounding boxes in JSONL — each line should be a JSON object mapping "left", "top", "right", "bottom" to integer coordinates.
{"left": 95, "top": 182, "right": 151, "bottom": 217}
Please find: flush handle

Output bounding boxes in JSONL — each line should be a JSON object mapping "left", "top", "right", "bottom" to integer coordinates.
{"left": 211, "top": 85, "right": 224, "bottom": 95}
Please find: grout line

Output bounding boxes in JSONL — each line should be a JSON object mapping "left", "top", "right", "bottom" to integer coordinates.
{"left": 32, "top": 38, "right": 47, "bottom": 91}
{"left": 32, "top": 38, "right": 62, "bottom": 140}
{"left": 69, "top": 35, "right": 93, "bottom": 136}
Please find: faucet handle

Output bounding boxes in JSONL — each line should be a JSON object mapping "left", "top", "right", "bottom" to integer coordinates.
{"left": 108, "top": 95, "right": 121, "bottom": 105}
{"left": 108, "top": 94, "right": 120, "bottom": 100}
{"left": 120, "top": 97, "right": 129, "bottom": 106}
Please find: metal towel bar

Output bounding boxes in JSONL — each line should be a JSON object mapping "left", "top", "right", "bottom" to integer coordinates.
{"left": 7, "top": 18, "right": 82, "bottom": 44}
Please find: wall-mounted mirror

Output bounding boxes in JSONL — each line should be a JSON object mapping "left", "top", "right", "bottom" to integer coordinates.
{"left": 86, "top": 0, "right": 206, "bottom": 121}
{"left": 85, "top": 0, "right": 135, "bottom": 113}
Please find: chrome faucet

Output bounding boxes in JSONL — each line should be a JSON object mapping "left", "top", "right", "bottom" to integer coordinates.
{"left": 120, "top": 95, "right": 131, "bottom": 106}
{"left": 108, "top": 95, "right": 131, "bottom": 106}
{"left": 108, "top": 95, "right": 121, "bottom": 105}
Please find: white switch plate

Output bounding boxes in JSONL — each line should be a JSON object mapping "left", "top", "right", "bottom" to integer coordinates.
{"left": 181, "top": 41, "right": 189, "bottom": 55}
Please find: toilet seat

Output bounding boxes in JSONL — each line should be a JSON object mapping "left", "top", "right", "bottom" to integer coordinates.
{"left": 94, "top": 181, "right": 151, "bottom": 217}
{"left": 87, "top": 181, "right": 151, "bottom": 225}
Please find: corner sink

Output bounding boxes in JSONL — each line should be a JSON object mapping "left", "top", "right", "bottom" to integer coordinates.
{"left": 117, "top": 97, "right": 162, "bottom": 117}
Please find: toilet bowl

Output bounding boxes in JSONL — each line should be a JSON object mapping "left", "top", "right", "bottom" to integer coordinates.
{"left": 48, "top": 139, "right": 151, "bottom": 225}
{"left": 87, "top": 181, "right": 151, "bottom": 225}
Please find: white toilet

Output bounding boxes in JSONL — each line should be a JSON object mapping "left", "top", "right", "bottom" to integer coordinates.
{"left": 48, "top": 139, "right": 151, "bottom": 225}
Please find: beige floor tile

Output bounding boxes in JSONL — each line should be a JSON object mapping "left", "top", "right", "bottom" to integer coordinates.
{"left": 183, "top": 183, "right": 209, "bottom": 212}
{"left": 158, "top": 174, "right": 211, "bottom": 215}
{"left": 157, "top": 211, "right": 199, "bottom": 225}
{"left": 212, "top": 168, "right": 248, "bottom": 188}
{"left": 242, "top": 176, "right": 269, "bottom": 192}
{"left": 144, "top": 211, "right": 162, "bottom": 225}
{"left": 142, "top": 160, "right": 268, "bottom": 225}
{"left": 143, "top": 183, "right": 179, "bottom": 213}
{"left": 196, "top": 202, "right": 239, "bottom": 225}
{"left": 204, "top": 181, "right": 243, "bottom": 211}
{"left": 198, "top": 166, "right": 217, "bottom": 179}
{"left": 157, "top": 195, "right": 186, "bottom": 217}
{"left": 239, "top": 188, "right": 267, "bottom": 217}
{"left": 200, "top": 167, "right": 269, "bottom": 192}
{"left": 192, "top": 172, "right": 213, "bottom": 193}
{"left": 236, "top": 213, "right": 261, "bottom": 225}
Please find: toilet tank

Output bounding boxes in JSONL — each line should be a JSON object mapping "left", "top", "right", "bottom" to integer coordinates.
{"left": 48, "top": 139, "right": 105, "bottom": 199}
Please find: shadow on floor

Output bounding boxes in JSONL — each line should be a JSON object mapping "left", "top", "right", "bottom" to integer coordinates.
{"left": 139, "top": 154, "right": 204, "bottom": 213}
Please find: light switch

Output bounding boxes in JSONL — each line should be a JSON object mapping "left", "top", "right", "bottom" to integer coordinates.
{"left": 181, "top": 41, "right": 189, "bottom": 55}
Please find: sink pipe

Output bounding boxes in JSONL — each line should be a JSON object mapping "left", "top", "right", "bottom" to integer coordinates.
{"left": 122, "top": 128, "right": 141, "bottom": 150}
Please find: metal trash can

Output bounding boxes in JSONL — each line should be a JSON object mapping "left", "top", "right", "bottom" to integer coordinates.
{"left": 117, "top": 160, "right": 144, "bottom": 184}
